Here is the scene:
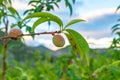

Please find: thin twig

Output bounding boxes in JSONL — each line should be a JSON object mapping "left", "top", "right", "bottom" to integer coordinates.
{"left": 0, "top": 31, "right": 61, "bottom": 40}
{"left": 0, "top": 36, "right": 11, "bottom": 40}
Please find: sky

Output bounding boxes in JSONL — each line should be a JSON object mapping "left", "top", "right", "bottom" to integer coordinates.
{"left": 11, "top": 0, "right": 120, "bottom": 50}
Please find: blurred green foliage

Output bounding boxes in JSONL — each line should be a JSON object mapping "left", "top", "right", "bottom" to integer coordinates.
{"left": 0, "top": 44, "right": 120, "bottom": 80}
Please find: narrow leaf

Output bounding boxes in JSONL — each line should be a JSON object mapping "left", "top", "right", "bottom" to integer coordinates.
{"left": 65, "top": 0, "right": 69, "bottom": 6}
{"left": 64, "top": 19, "right": 85, "bottom": 29}
{"left": 53, "top": 2, "right": 59, "bottom": 8}
{"left": 47, "top": 4, "right": 54, "bottom": 11}
{"left": 67, "top": 2, "right": 72, "bottom": 16}
{"left": 65, "top": 29, "right": 89, "bottom": 66}
{"left": 26, "top": 26, "right": 32, "bottom": 33}
{"left": 111, "top": 24, "right": 120, "bottom": 33}
{"left": 72, "top": 0, "right": 76, "bottom": 4}
{"left": 111, "top": 24, "right": 120, "bottom": 30}
{"left": 23, "top": 9, "right": 34, "bottom": 15}
{"left": 8, "top": 7, "right": 20, "bottom": 19}
{"left": 110, "top": 67, "right": 120, "bottom": 79}
{"left": 57, "top": 0, "right": 61, "bottom": 2}
{"left": 116, "top": 5, "right": 120, "bottom": 12}
{"left": 64, "top": 0, "right": 73, "bottom": 15}
{"left": 112, "top": 27, "right": 120, "bottom": 33}
{"left": 31, "top": 18, "right": 48, "bottom": 32}
{"left": 117, "top": 32, "right": 120, "bottom": 36}
{"left": 28, "top": 0, "right": 40, "bottom": 5}
{"left": 93, "top": 60, "right": 120, "bottom": 74}
{"left": 22, "top": 12, "right": 63, "bottom": 28}
{"left": 8, "top": 0, "right": 12, "bottom": 5}
{"left": 34, "top": 4, "right": 44, "bottom": 12}
{"left": 10, "top": 23, "right": 16, "bottom": 28}
{"left": 117, "top": 18, "right": 120, "bottom": 21}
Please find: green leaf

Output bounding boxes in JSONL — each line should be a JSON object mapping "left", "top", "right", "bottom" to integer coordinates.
{"left": 112, "top": 24, "right": 120, "bottom": 30}
{"left": 116, "top": 5, "right": 120, "bottom": 12}
{"left": 31, "top": 18, "right": 49, "bottom": 32}
{"left": 53, "top": 2, "right": 59, "bottom": 8}
{"left": 65, "top": 0, "right": 69, "bottom": 6}
{"left": 22, "top": 12, "right": 63, "bottom": 28}
{"left": 117, "top": 32, "right": 120, "bottom": 36}
{"left": 23, "top": 9, "right": 34, "bottom": 15}
{"left": 93, "top": 60, "right": 120, "bottom": 75}
{"left": 8, "top": 0, "right": 12, "bottom": 4}
{"left": 67, "top": 2, "right": 73, "bottom": 16}
{"left": 0, "top": 44, "right": 3, "bottom": 54}
{"left": 110, "top": 67, "right": 120, "bottom": 79}
{"left": 26, "top": 26, "right": 32, "bottom": 33}
{"left": 34, "top": 4, "right": 44, "bottom": 12}
{"left": 72, "top": 0, "right": 76, "bottom": 4}
{"left": 117, "top": 18, "right": 120, "bottom": 21}
{"left": 64, "top": 19, "right": 85, "bottom": 29}
{"left": 47, "top": 4, "right": 54, "bottom": 11}
{"left": 28, "top": 0, "right": 40, "bottom": 5}
{"left": 93, "top": 65, "right": 106, "bottom": 75}
{"left": 64, "top": 0, "right": 73, "bottom": 15}
{"left": 10, "top": 23, "right": 16, "bottom": 28}
{"left": 109, "top": 60, "right": 120, "bottom": 66}
{"left": 112, "top": 27, "right": 120, "bottom": 33}
{"left": 8, "top": 7, "right": 20, "bottom": 19}
{"left": 57, "top": 0, "right": 61, "bottom": 2}
{"left": 65, "top": 29, "right": 89, "bottom": 66}
{"left": 111, "top": 24, "right": 120, "bottom": 33}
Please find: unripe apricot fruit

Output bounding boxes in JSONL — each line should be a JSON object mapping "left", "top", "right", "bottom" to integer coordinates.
{"left": 52, "top": 35, "right": 65, "bottom": 47}
{"left": 9, "top": 28, "right": 23, "bottom": 40}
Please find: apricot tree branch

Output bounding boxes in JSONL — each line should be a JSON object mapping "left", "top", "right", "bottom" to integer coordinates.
{"left": 0, "top": 30, "right": 61, "bottom": 40}
{"left": 2, "top": 19, "right": 9, "bottom": 80}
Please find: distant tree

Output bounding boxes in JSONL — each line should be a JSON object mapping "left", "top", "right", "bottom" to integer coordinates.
{"left": 111, "top": 5, "right": 120, "bottom": 48}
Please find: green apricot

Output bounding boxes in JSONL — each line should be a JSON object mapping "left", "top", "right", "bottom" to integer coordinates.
{"left": 9, "top": 28, "right": 23, "bottom": 40}
{"left": 52, "top": 35, "right": 65, "bottom": 47}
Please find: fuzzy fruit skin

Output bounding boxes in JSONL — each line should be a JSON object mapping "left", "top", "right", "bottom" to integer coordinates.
{"left": 52, "top": 35, "right": 65, "bottom": 47}
{"left": 9, "top": 28, "right": 23, "bottom": 40}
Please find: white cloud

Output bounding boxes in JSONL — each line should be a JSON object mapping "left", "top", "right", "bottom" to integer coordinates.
{"left": 79, "top": 30, "right": 112, "bottom": 38}
{"left": 78, "top": 8, "right": 118, "bottom": 21}
{"left": 88, "top": 37, "right": 113, "bottom": 48}
{"left": 12, "top": 0, "right": 31, "bottom": 10}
